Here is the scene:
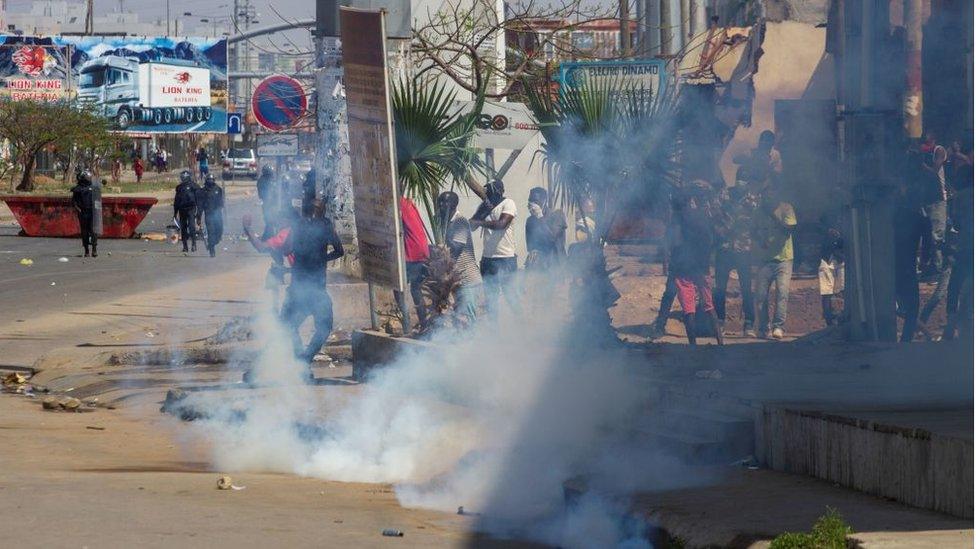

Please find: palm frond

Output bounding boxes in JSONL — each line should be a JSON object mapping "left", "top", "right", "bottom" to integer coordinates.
{"left": 392, "top": 78, "right": 485, "bottom": 242}
{"left": 522, "top": 71, "right": 680, "bottom": 241}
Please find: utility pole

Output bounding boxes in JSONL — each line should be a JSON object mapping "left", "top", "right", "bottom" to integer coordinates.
{"left": 644, "top": 0, "right": 661, "bottom": 55}
{"left": 680, "top": 0, "right": 689, "bottom": 50}
{"left": 619, "top": 0, "right": 631, "bottom": 57}
{"left": 230, "top": 0, "right": 239, "bottom": 111}
{"left": 166, "top": 0, "right": 171, "bottom": 35}
{"left": 660, "top": 0, "right": 672, "bottom": 55}
{"left": 635, "top": 0, "right": 643, "bottom": 56}
{"left": 313, "top": 0, "right": 356, "bottom": 280}
{"left": 85, "top": 0, "right": 94, "bottom": 35}
{"left": 903, "top": 0, "right": 923, "bottom": 139}
{"left": 690, "top": 0, "right": 706, "bottom": 38}
{"left": 839, "top": 0, "right": 898, "bottom": 341}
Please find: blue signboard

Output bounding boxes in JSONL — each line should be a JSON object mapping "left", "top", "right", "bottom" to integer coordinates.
{"left": 558, "top": 59, "right": 668, "bottom": 103}
{"left": 226, "top": 112, "right": 243, "bottom": 134}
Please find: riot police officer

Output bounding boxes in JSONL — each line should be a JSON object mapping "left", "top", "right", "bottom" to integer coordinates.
{"left": 71, "top": 170, "right": 97, "bottom": 257}
{"left": 200, "top": 173, "right": 225, "bottom": 257}
{"left": 173, "top": 170, "right": 198, "bottom": 253}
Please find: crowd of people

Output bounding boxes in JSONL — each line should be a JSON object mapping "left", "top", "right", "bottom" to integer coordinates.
{"left": 895, "top": 133, "right": 974, "bottom": 342}
{"left": 64, "top": 126, "right": 971, "bottom": 378}
{"left": 649, "top": 129, "right": 973, "bottom": 345}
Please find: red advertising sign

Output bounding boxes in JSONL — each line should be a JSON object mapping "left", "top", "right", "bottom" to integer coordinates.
{"left": 2, "top": 44, "right": 69, "bottom": 102}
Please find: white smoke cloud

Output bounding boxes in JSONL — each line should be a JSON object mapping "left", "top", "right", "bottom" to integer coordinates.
{"left": 185, "top": 272, "right": 708, "bottom": 547}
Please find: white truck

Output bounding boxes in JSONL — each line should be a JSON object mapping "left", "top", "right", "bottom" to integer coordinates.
{"left": 76, "top": 56, "right": 212, "bottom": 129}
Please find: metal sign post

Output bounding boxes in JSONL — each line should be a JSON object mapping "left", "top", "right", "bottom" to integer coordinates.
{"left": 340, "top": 7, "right": 408, "bottom": 330}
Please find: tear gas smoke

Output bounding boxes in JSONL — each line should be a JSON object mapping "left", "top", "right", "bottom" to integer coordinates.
{"left": 184, "top": 270, "right": 709, "bottom": 548}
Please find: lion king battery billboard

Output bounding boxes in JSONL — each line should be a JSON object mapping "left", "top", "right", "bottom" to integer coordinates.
{"left": 0, "top": 35, "right": 228, "bottom": 133}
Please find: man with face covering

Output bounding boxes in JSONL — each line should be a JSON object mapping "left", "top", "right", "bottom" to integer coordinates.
{"left": 471, "top": 179, "right": 520, "bottom": 316}
{"left": 282, "top": 199, "right": 344, "bottom": 369}
{"left": 243, "top": 200, "right": 343, "bottom": 382}
{"left": 525, "top": 186, "right": 565, "bottom": 271}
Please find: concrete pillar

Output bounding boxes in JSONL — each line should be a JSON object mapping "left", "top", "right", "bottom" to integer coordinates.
{"left": 680, "top": 0, "right": 690, "bottom": 50}
{"left": 660, "top": 0, "right": 673, "bottom": 55}
{"left": 690, "top": 0, "right": 707, "bottom": 39}
{"left": 644, "top": 0, "right": 661, "bottom": 55}
{"left": 841, "top": 0, "right": 899, "bottom": 342}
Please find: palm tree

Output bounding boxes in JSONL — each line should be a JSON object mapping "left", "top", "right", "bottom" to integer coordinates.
{"left": 391, "top": 77, "right": 484, "bottom": 244}
{"left": 524, "top": 75, "right": 680, "bottom": 342}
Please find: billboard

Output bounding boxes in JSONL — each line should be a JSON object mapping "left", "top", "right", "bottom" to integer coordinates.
{"left": 559, "top": 59, "right": 668, "bottom": 105}
{"left": 340, "top": 7, "right": 406, "bottom": 292}
{"left": 0, "top": 35, "right": 228, "bottom": 133}
{"left": 451, "top": 100, "right": 539, "bottom": 150}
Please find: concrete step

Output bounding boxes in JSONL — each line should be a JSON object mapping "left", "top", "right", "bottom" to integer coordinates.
{"left": 648, "top": 380, "right": 760, "bottom": 421}
{"left": 632, "top": 425, "right": 747, "bottom": 465}
{"left": 655, "top": 409, "right": 755, "bottom": 443}
{"left": 630, "top": 405, "right": 755, "bottom": 465}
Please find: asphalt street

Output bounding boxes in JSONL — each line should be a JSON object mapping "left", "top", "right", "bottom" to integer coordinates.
{"left": 0, "top": 192, "right": 263, "bottom": 328}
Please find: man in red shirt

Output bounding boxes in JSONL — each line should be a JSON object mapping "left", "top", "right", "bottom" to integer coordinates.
{"left": 398, "top": 196, "right": 430, "bottom": 328}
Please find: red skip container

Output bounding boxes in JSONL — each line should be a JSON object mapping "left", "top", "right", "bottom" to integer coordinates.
{"left": 1, "top": 195, "right": 157, "bottom": 239}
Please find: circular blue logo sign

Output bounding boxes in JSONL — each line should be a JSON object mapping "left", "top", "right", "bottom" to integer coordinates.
{"left": 251, "top": 75, "right": 307, "bottom": 131}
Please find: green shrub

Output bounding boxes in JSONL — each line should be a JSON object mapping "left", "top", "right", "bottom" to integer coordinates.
{"left": 770, "top": 508, "right": 853, "bottom": 549}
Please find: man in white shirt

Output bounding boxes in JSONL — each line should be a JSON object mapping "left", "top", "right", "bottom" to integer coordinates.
{"left": 471, "top": 179, "right": 519, "bottom": 315}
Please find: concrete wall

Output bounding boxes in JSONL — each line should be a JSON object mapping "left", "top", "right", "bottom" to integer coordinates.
{"left": 759, "top": 406, "right": 974, "bottom": 518}
{"left": 721, "top": 21, "right": 828, "bottom": 185}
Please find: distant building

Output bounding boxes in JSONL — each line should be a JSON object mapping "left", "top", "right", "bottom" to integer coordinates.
{"left": 1, "top": 1, "right": 169, "bottom": 36}
{"left": 507, "top": 18, "right": 640, "bottom": 64}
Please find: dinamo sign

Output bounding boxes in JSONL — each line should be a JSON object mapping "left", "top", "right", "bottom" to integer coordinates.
{"left": 558, "top": 59, "right": 668, "bottom": 104}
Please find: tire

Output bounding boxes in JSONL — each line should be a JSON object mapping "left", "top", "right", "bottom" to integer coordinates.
{"left": 162, "top": 108, "right": 173, "bottom": 124}
{"left": 152, "top": 109, "right": 163, "bottom": 125}
{"left": 186, "top": 108, "right": 196, "bottom": 123}
{"left": 115, "top": 108, "right": 132, "bottom": 130}
{"left": 202, "top": 108, "right": 212, "bottom": 121}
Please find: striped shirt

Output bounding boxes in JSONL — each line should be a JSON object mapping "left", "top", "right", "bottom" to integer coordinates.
{"left": 448, "top": 214, "right": 482, "bottom": 287}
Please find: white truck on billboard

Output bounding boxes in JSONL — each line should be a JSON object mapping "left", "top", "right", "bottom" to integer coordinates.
{"left": 77, "top": 56, "right": 212, "bottom": 129}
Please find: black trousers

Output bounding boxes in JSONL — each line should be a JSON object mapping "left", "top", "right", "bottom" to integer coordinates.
{"left": 204, "top": 210, "right": 224, "bottom": 251}
{"left": 714, "top": 249, "right": 755, "bottom": 328}
{"left": 281, "top": 282, "right": 334, "bottom": 364}
{"left": 78, "top": 209, "right": 96, "bottom": 252}
{"left": 177, "top": 209, "right": 196, "bottom": 250}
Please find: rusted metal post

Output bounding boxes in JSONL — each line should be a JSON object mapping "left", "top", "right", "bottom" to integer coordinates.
{"left": 903, "top": 0, "right": 923, "bottom": 138}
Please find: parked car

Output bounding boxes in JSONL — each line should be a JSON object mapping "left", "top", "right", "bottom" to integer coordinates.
{"left": 222, "top": 148, "right": 258, "bottom": 179}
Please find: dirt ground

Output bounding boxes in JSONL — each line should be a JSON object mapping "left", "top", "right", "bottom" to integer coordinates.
{"left": 0, "top": 241, "right": 969, "bottom": 548}
{"left": 606, "top": 245, "right": 949, "bottom": 343}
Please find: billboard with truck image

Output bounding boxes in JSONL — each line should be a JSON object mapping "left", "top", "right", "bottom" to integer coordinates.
{"left": 0, "top": 35, "right": 228, "bottom": 133}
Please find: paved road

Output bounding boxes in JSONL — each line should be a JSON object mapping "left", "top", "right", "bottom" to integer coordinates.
{"left": 0, "top": 191, "right": 372, "bottom": 368}
{"left": 0, "top": 194, "right": 263, "bottom": 328}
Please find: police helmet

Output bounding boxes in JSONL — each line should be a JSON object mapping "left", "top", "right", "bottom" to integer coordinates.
{"left": 261, "top": 165, "right": 274, "bottom": 176}
{"left": 204, "top": 173, "right": 216, "bottom": 185}
{"left": 179, "top": 170, "right": 193, "bottom": 184}
{"left": 76, "top": 170, "right": 93, "bottom": 186}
